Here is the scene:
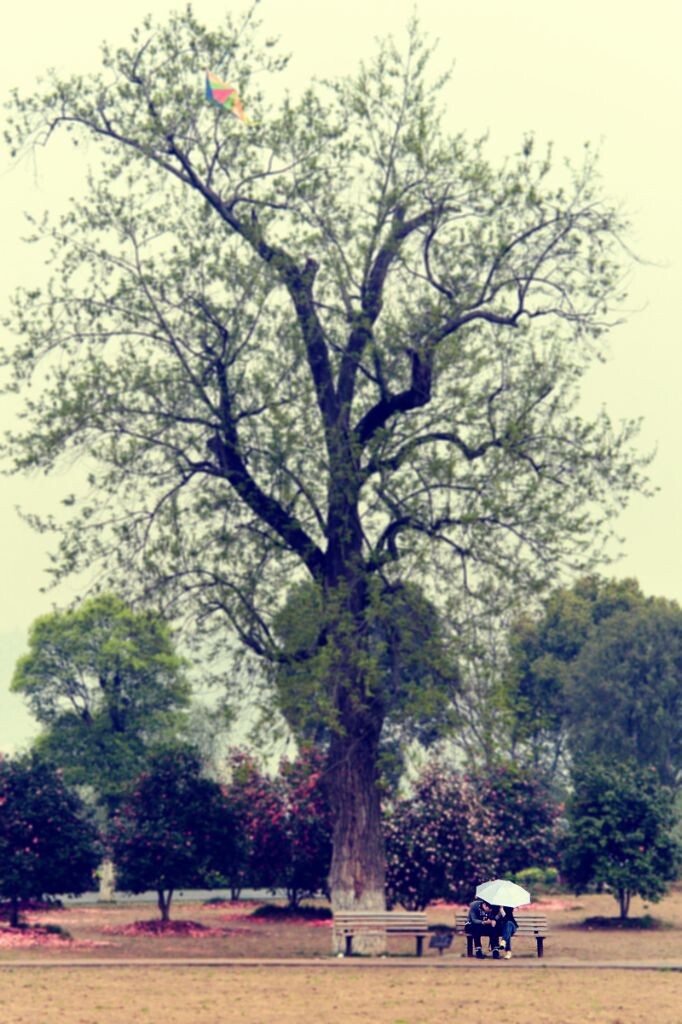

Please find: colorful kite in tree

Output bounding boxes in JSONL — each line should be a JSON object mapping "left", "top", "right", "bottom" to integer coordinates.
{"left": 205, "top": 71, "right": 249, "bottom": 123}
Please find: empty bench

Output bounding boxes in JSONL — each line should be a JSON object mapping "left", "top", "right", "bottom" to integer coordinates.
{"left": 454, "top": 912, "right": 549, "bottom": 958}
{"left": 333, "top": 910, "right": 429, "bottom": 956}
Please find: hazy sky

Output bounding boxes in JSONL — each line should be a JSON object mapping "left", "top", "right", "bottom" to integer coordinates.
{"left": 1, "top": 0, "right": 680, "bottom": 753}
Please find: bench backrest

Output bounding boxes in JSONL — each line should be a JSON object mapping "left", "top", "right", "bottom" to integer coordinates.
{"left": 334, "top": 911, "right": 428, "bottom": 932}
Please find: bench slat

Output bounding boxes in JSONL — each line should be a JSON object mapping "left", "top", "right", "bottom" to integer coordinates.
{"left": 333, "top": 917, "right": 425, "bottom": 925}
{"left": 333, "top": 911, "right": 428, "bottom": 956}
{"left": 335, "top": 913, "right": 427, "bottom": 928}
{"left": 336, "top": 924, "right": 428, "bottom": 933}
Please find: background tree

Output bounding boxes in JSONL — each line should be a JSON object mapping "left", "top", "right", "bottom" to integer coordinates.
{"left": 109, "top": 748, "right": 240, "bottom": 922}
{"left": 3, "top": 9, "right": 647, "bottom": 921}
{"left": 443, "top": 608, "right": 518, "bottom": 770}
{"left": 562, "top": 760, "right": 680, "bottom": 919}
{"left": 504, "top": 576, "right": 645, "bottom": 777}
{"left": 12, "top": 594, "right": 191, "bottom": 810}
{"left": 568, "top": 597, "right": 682, "bottom": 791}
{"left": 0, "top": 752, "right": 101, "bottom": 927}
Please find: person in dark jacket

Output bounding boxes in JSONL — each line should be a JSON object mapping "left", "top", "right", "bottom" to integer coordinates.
{"left": 466, "top": 898, "right": 502, "bottom": 959}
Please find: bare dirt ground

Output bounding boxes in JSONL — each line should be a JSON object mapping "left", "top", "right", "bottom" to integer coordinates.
{"left": 2, "top": 889, "right": 681, "bottom": 962}
{"left": 1, "top": 888, "right": 681, "bottom": 1023}
{"left": 1, "top": 965, "right": 681, "bottom": 1024}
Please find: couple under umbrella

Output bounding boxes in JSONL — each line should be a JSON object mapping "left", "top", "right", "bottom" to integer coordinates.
{"left": 466, "top": 879, "right": 530, "bottom": 959}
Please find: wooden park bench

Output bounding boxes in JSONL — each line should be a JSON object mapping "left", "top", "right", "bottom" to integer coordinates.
{"left": 333, "top": 910, "right": 429, "bottom": 956}
{"left": 454, "top": 912, "right": 549, "bottom": 958}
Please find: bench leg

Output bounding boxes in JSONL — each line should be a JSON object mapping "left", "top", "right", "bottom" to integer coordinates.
{"left": 536, "top": 937, "right": 544, "bottom": 958}
{"left": 345, "top": 935, "right": 353, "bottom": 956}
{"left": 466, "top": 936, "right": 474, "bottom": 958}
{"left": 416, "top": 935, "right": 424, "bottom": 957}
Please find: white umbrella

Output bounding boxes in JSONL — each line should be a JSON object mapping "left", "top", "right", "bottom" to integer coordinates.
{"left": 475, "top": 878, "right": 531, "bottom": 908}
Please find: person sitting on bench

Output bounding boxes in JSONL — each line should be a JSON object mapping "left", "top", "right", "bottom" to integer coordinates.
{"left": 495, "top": 905, "right": 518, "bottom": 959}
{"left": 466, "top": 898, "right": 502, "bottom": 959}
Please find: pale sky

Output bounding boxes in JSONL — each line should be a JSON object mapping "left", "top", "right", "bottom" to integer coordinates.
{"left": 1, "top": 0, "right": 680, "bottom": 753}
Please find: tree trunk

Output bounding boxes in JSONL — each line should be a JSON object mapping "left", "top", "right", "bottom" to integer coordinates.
{"left": 157, "top": 889, "right": 173, "bottom": 922}
{"left": 618, "top": 889, "right": 630, "bottom": 919}
{"left": 323, "top": 482, "right": 387, "bottom": 952}
{"left": 327, "top": 704, "right": 387, "bottom": 954}
{"left": 9, "top": 895, "right": 20, "bottom": 928}
{"left": 288, "top": 887, "right": 300, "bottom": 910}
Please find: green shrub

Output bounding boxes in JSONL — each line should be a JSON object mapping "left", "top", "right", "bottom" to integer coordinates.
{"left": 513, "top": 866, "right": 559, "bottom": 891}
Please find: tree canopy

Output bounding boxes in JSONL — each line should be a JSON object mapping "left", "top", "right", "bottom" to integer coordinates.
{"left": 270, "top": 579, "right": 459, "bottom": 768}
{"left": 562, "top": 760, "right": 680, "bottom": 919}
{"left": 569, "top": 596, "right": 682, "bottom": 790}
{"left": 502, "top": 577, "right": 682, "bottom": 791}
{"left": 504, "top": 576, "right": 646, "bottom": 775}
{"left": 109, "top": 748, "right": 239, "bottom": 921}
{"left": 2, "top": 8, "right": 648, "bottom": 920}
{"left": 11, "top": 594, "right": 191, "bottom": 808}
{"left": 0, "top": 752, "right": 101, "bottom": 926}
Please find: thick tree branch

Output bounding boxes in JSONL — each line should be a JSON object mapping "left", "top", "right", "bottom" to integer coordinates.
{"left": 354, "top": 345, "right": 433, "bottom": 448}
{"left": 337, "top": 205, "right": 445, "bottom": 411}
{"left": 207, "top": 356, "right": 325, "bottom": 581}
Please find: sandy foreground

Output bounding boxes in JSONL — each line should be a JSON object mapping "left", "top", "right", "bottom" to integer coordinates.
{"left": 1, "top": 965, "right": 682, "bottom": 1024}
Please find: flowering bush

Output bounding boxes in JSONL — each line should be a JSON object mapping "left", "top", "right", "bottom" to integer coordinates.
{"left": 277, "top": 747, "right": 333, "bottom": 906}
{"left": 469, "top": 762, "right": 561, "bottom": 875}
{"left": 222, "top": 749, "right": 290, "bottom": 897}
{"left": 223, "top": 747, "right": 332, "bottom": 907}
{"left": 384, "top": 763, "right": 497, "bottom": 910}
{"left": 109, "top": 748, "right": 242, "bottom": 921}
{"left": 0, "top": 752, "right": 101, "bottom": 926}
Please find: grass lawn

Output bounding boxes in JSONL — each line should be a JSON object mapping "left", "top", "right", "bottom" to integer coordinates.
{"left": 1, "top": 887, "right": 681, "bottom": 1022}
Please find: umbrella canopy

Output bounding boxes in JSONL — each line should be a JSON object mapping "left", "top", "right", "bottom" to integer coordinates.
{"left": 475, "top": 879, "right": 531, "bottom": 908}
